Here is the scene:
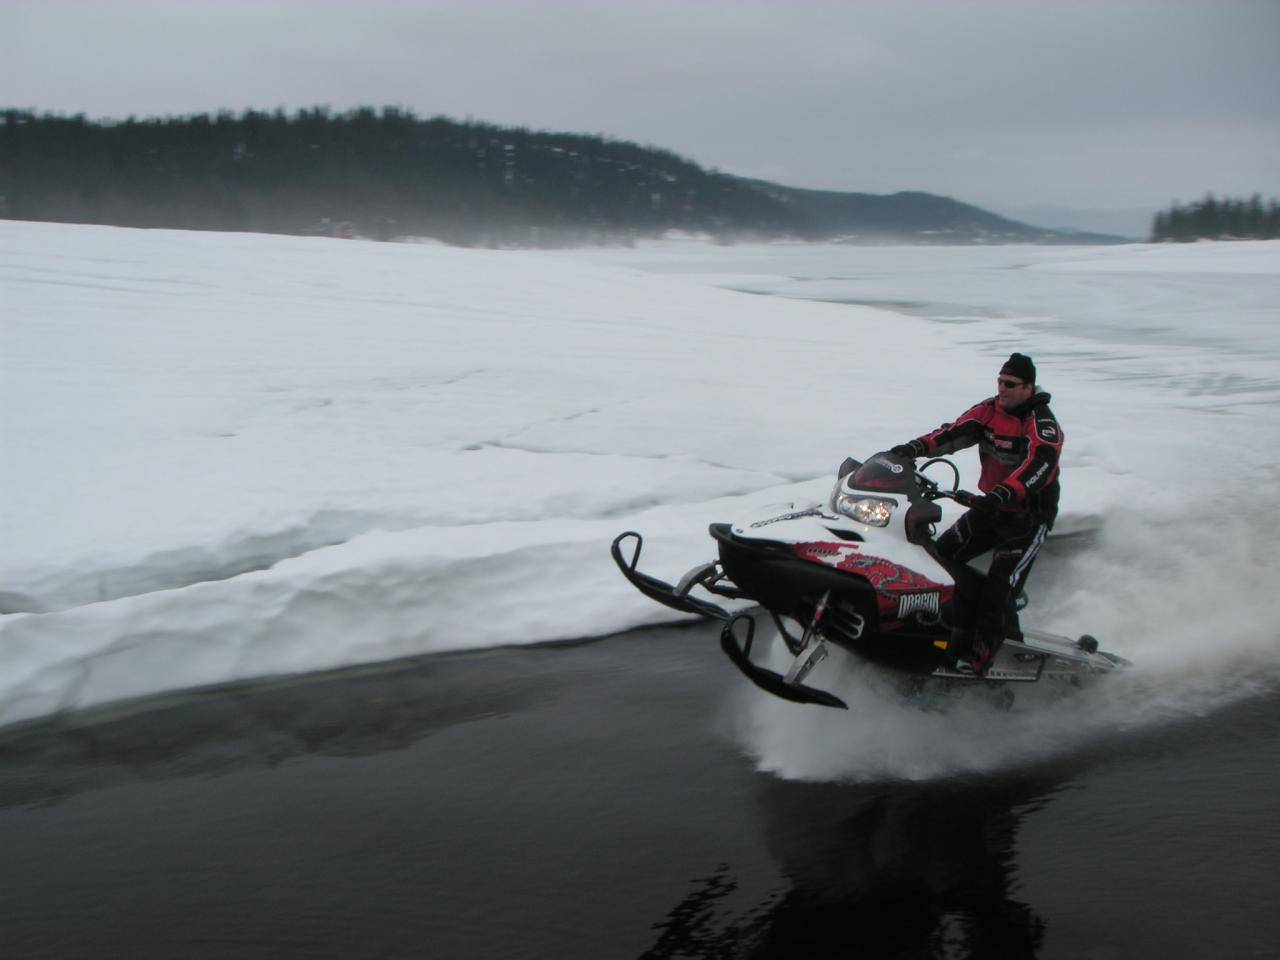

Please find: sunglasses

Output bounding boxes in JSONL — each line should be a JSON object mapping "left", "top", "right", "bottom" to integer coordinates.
{"left": 997, "top": 378, "right": 1027, "bottom": 389}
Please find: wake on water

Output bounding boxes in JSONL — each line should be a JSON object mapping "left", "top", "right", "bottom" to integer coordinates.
{"left": 731, "top": 485, "right": 1280, "bottom": 783}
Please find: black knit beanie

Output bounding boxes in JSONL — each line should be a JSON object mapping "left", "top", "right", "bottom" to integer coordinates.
{"left": 1000, "top": 353, "right": 1036, "bottom": 384}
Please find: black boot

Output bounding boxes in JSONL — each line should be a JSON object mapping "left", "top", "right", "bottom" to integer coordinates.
{"left": 1005, "top": 599, "right": 1024, "bottom": 642}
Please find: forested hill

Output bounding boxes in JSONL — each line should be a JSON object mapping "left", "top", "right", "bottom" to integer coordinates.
{"left": 0, "top": 107, "right": 1113, "bottom": 246}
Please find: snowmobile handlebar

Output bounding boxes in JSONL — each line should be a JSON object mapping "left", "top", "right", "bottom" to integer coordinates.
{"left": 911, "top": 456, "right": 963, "bottom": 500}
{"left": 922, "top": 485, "right": 979, "bottom": 506}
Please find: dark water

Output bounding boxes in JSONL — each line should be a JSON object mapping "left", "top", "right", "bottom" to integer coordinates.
{"left": 2, "top": 626, "right": 1277, "bottom": 960}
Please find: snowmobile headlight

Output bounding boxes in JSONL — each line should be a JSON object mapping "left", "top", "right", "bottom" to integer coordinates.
{"left": 837, "top": 495, "right": 896, "bottom": 527}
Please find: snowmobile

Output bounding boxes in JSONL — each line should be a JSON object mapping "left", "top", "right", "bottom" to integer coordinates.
{"left": 611, "top": 451, "right": 1129, "bottom": 709}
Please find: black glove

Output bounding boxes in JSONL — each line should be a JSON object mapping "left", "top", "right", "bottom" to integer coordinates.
{"left": 963, "top": 485, "right": 1013, "bottom": 512}
{"left": 890, "top": 440, "right": 924, "bottom": 460}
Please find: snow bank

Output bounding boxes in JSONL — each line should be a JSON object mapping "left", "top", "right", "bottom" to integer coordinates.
{"left": 0, "top": 222, "right": 963, "bottom": 724}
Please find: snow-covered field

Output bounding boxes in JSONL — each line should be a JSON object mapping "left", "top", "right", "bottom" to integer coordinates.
{"left": 3, "top": 221, "right": 1279, "bottom": 749}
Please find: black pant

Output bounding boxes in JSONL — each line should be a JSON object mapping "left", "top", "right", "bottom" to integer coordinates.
{"left": 937, "top": 508, "right": 1051, "bottom": 649}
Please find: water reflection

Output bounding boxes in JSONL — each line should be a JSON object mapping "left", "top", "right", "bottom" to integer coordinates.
{"left": 644, "top": 776, "right": 1056, "bottom": 959}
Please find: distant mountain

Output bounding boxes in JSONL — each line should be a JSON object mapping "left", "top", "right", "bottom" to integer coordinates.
{"left": 987, "top": 203, "right": 1152, "bottom": 240}
{"left": 0, "top": 107, "right": 1125, "bottom": 246}
{"left": 742, "top": 181, "right": 1126, "bottom": 244}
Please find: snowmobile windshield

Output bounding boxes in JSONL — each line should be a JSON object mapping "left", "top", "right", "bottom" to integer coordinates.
{"left": 850, "top": 453, "right": 915, "bottom": 494}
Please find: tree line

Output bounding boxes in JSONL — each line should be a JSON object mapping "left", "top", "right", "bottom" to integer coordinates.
{"left": 1150, "top": 194, "right": 1280, "bottom": 242}
{"left": 0, "top": 106, "right": 808, "bottom": 245}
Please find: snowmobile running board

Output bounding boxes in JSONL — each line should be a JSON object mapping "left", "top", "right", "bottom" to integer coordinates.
{"left": 720, "top": 615, "right": 849, "bottom": 709}
{"left": 928, "top": 629, "right": 1131, "bottom": 683}
{"left": 928, "top": 650, "right": 1045, "bottom": 683}
{"left": 610, "top": 531, "right": 732, "bottom": 621}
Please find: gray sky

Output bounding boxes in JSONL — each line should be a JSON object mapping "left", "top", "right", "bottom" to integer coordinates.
{"left": 4, "top": 0, "right": 1278, "bottom": 233}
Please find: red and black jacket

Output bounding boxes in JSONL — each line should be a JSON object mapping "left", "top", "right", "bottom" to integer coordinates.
{"left": 910, "top": 391, "right": 1062, "bottom": 516}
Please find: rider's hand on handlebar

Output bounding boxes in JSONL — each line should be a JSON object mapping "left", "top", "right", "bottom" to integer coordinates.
{"left": 955, "top": 489, "right": 1005, "bottom": 511}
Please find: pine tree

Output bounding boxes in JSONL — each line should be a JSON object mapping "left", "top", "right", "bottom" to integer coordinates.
{"left": 1150, "top": 193, "right": 1280, "bottom": 241}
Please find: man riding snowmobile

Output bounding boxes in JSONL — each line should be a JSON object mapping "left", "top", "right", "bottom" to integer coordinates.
{"left": 891, "top": 352, "right": 1061, "bottom": 675}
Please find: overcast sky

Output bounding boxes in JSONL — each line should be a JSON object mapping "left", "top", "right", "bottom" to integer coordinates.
{"left": 3, "top": 0, "right": 1278, "bottom": 232}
